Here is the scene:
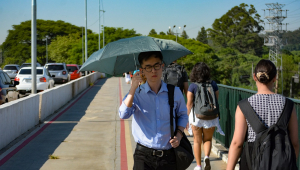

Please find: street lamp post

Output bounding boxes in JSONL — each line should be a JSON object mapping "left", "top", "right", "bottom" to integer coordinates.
{"left": 43, "top": 35, "right": 50, "bottom": 64}
{"left": 31, "top": 0, "right": 37, "bottom": 94}
{"left": 168, "top": 25, "right": 186, "bottom": 42}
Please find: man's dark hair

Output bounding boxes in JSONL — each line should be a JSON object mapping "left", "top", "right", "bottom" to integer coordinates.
{"left": 254, "top": 59, "right": 277, "bottom": 85}
{"left": 138, "top": 51, "right": 163, "bottom": 66}
{"left": 190, "top": 62, "right": 210, "bottom": 83}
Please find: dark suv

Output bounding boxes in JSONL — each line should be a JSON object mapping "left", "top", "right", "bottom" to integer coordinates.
{"left": 45, "top": 63, "right": 70, "bottom": 83}
{"left": 0, "top": 70, "right": 19, "bottom": 103}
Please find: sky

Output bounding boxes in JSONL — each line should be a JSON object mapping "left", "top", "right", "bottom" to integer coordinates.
{"left": 0, "top": 0, "right": 300, "bottom": 45}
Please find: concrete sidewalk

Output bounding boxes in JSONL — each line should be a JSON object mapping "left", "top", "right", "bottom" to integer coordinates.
{"left": 0, "top": 77, "right": 228, "bottom": 170}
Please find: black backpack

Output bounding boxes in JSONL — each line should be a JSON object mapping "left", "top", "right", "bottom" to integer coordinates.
{"left": 162, "top": 63, "right": 184, "bottom": 90}
{"left": 238, "top": 98, "right": 297, "bottom": 170}
{"left": 192, "top": 81, "right": 219, "bottom": 121}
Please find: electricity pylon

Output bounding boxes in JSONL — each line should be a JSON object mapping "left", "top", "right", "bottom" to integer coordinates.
{"left": 263, "top": 3, "right": 288, "bottom": 94}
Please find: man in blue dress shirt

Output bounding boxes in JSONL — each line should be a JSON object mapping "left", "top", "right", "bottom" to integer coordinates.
{"left": 119, "top": 51, "right": 188, "bottom": 170}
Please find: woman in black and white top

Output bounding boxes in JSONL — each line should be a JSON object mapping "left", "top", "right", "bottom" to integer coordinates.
{"left": 226, "top": 59, "right": 299, "bottom": 170}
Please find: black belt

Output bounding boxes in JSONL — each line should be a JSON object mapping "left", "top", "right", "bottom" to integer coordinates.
{"left": 136, "top": 143, "right": 174, "bottom": 157}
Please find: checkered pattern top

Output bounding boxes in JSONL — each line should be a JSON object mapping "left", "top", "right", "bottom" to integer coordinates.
{"left": 246, "top": 94, "right": 286, "bottom": 142}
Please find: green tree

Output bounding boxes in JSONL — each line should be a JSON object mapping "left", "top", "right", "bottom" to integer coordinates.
{"left": 47, "top": 27, "right": 141, "bottom": 64}
{"left": 207, "top": 3, "right": 264, "bottom": 55}
{"left": 196, "top": 27, "right": 208, "bottom": 44}
{"left": 48, "top": 33, "right": 81, "bottom": 63}
{"left": 0, "top": 20, "right": 91, "bottom": 66}
{"left": 159, "top": 31, "right": 166, "bottom": 35}
{"left": 180, "top": 30, "right": 189, "bottom": 39}
{"left": 148, "top": 29, "right": 157, "bottom": 36}
{"left": 167, "top": 28, "right": 173, "bottom": 35}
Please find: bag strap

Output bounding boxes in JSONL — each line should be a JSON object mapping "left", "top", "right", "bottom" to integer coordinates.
{"left": 193, "top": 83, "right": 202, "bottom": 122}
{"left": 276, "top": 98, "right": 294, "bottom": 129}
{"left": 167, "top": 84, "right": 176, "bottom": 139}
{"left": 238, "top": 98, "right": 267, "bottom": 134}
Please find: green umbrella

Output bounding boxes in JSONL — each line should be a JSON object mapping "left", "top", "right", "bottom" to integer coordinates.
{"left": 79, "top": 36, "right": 192, "bottom": 75}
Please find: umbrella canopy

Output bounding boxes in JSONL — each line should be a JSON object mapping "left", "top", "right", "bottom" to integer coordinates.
{"left": 79, "top": 36, "right": 192, "bottom": 75}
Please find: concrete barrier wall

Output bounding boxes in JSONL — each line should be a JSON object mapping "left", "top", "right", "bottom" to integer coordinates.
{"left": 0, "top": 94, "right": 39, "bottom": 149}
{"left": 39, "top": 82, "right": 73, "bottom": 121}
{"left": 0, "top": 72, "right": 105, "bottom": 150}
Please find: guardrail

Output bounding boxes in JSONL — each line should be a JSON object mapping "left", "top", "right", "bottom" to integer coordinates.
{"left": 215, "top": 84, "right": 300, "bottom": 167}
{"left": 0, "top": 72, "right": 105, "bottom": 150}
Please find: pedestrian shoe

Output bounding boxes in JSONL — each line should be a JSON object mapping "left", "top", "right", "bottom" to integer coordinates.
{"left": 194, "top": 166, "right": 202, "bottom": 170}
{"left": 203, "top": 157, "right": 211, "bottom": 170}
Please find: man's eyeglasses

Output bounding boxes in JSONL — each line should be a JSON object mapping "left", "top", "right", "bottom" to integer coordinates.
{"left": 142, "top": 63, "right": 163, "bottom": 72}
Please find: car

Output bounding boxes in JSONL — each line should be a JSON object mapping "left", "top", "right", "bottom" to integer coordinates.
{"left": 20, "top": 62, "right": 42, "bottom": 68}
{"left": 66, "top": 64, "right": 81, "bottom": 80}
{"left": 3, "top": 64, "right": 20, "bottom": 79}
{"left": 45, "top": 63, "right": 70, "bottom": 83}
{"left": 0, "top": 70, "right": 19, "bottom": 104}
{"left": 15, "top": 67, "right": 55, "bottom": 94}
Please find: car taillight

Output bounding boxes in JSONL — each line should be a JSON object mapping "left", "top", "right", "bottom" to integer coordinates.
{"left": 40, "top": 77, "right": 47, "bottom": 82}
{"left": 62, "top": 71, "right": 66, "bottom": 75}
{"left": 14, "top": 77, "right": 20, "bottom": 81}
{"left": 16, "top": 70, "right": 18, "bottom": 73}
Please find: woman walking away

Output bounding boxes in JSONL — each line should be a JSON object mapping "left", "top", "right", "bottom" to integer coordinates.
{"left": 226, "top": 59, "right": 299, "bottom": 170}
{"left": 186, "top": 62, "right": 224, "bottom": 170}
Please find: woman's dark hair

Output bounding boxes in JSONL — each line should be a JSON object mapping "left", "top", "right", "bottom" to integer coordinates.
{"left": 138, "top": 51, "right": 163, "bottom": 66}
{"left": 254, "top": 59, "right": 277, "bottom": 85}
{"left": 190, "top": 62, "right": 210, "bottom": 83}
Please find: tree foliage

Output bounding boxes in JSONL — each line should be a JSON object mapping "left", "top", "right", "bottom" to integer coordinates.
{"left": 207, "top": 3, "right": 264, "bottom": 55}
{"left": 167, "top": 28, "right": 173, "bottom": 35}
{"left": 283, "top": 28, "right": 300, "bottom": 51}
{"left": 0, "top": 20, "right": 92, "bottom": 65}
{"left": 180, "top": 30, "right": 189, "bottom": 39}
{"left": 196, "top": 27, "right": 208, "bottom": 44}
{"left": 148, "top": 29, "right": 157, "bottom": 36}
{"left": 159, "top": 31, "right": 166, "bottom": 35}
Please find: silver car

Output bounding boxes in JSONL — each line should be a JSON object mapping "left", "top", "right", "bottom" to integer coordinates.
{"left": 45, "top": 63, "right": 70, "bottom": 83}
{"left": 3, "top": 64, "right": 20, "bottom": 79}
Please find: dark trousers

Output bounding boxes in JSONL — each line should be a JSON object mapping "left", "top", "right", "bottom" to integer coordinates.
{"left": 133, "top": 144, "right": 177, "bottom": 170}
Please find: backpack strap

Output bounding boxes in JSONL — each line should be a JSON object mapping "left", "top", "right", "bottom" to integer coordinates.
{"left": 167, "top": 84, "right": 176, "bottom": 139}
{"left": 193, "top": 83, "right": 201, "bottom": 122}
{"left": 238, "top": 98, "right": 267, "bottom": 170}
{"left": 276, "top": 98, "right": 294, "bottom": 129}
{"left": 238, "top": 98, "right": 267, "bottom": 134}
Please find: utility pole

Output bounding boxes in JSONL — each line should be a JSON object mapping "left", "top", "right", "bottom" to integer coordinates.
{"left": 99, "top": 0, "right": 101, "bottom": 50}
{"left": 82, "top": 27, "right": 84, "bottom": 65}
{"left": 85, "top": 0, "right": 88, "bottom": 76}
{"left": 100, "top": 9, "right": 105, "bottom": 47}
{"left": 31, "top": 0, "right": 37, "bottom": 94}
{"left": 263, "top": 3, "right": 288, "bottom": 94}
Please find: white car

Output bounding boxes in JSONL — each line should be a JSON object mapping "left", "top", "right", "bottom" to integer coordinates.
{"left": 15, "top": 67, "right": 55, "bottom": 94}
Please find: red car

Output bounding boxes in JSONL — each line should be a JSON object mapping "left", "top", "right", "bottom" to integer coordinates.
{"left": 66, "top": 64, "right": 81, "bottom": 80}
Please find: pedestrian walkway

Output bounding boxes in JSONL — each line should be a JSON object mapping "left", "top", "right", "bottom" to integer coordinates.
{"left": 0, "top": 77, "right": 227, "bottom": 170}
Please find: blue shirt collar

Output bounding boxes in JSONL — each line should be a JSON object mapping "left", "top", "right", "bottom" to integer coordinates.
{"left": 143, "top": 80, "right": 168, "bottom": 94}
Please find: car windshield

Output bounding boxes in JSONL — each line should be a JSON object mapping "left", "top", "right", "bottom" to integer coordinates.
{"left": 4, "top": 66, "right": 17, "bottom": 70}
{"left": 19, "top": 69, "right": 43, "bottom": 75}
{"left": 67, "top": 66, "right": 78, "bottom": 72}
{"left": 47, "top": 65, "right": 64, "bottom": 70}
